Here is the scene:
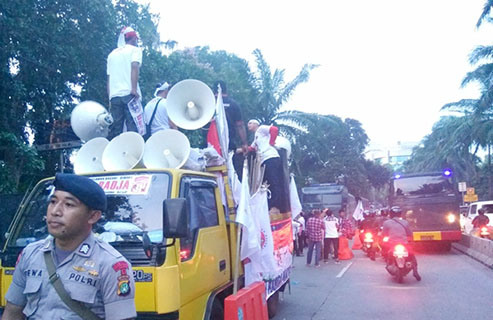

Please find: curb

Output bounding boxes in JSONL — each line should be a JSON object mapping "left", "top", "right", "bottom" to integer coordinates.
{"left": 452, "top": 236, "right": 493, "bottom": 270}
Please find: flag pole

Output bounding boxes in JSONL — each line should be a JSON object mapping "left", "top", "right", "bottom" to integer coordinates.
{"left": 233, "top": 159, "right": 247, "bottom": 294}
{"left": 233, "top": 218, "right": 242, "bottom": 294}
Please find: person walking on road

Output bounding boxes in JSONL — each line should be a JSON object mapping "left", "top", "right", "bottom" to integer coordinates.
{"left": 306, "top": 210, "right": 325, "bottom": 267}
{"left": 323, "top": 209, "right": 340, "bottom": 263}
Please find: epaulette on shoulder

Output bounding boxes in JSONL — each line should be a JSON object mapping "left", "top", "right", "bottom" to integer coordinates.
{"left": 95, "top": 237, "right": 123, "bottom": 258}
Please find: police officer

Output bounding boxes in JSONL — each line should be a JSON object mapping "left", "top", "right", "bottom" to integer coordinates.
{"left": 382, "top": 206, "right": 421, "bottom": 281}
{"left": 3, "top": 173, "right": 136, "bottom": 319}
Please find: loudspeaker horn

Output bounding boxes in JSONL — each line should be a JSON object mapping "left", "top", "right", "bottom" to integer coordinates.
{"left": 71, "top": 100, "right": 113, "bottom": 142}
{"left": 73, "top": 137, "right": 109, "bottom": 174}
{"left": 102, "top": 132, "right": 145, "bottom": 171}
{"left": 166, "top": 79, "right": 216, "bottom": 130}
{"left": 143, "top": 129, "right": 191, "bottom": 169}
{"left": 275, "top": 136, "right": 292, "bottom": 158}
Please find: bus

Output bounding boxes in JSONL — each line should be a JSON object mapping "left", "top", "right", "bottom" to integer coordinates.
{"left": 301, "top": 183, "right": 357, "bottom": 215}
{"left": 389, "top": 171, "right": 462, "bottom": 250}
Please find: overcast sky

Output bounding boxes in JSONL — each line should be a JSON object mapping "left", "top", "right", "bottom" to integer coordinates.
{"left": 141, "top": 0, "right": 493, "bottom": 149}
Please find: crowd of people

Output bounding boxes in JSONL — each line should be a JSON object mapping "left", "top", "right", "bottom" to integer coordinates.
{"left": 292, "top": 208, "right": 355, "bottom": 267}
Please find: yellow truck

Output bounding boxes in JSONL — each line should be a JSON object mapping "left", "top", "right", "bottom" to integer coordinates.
{"left": 0, "top": 165, "right": 292, "bottom": 319}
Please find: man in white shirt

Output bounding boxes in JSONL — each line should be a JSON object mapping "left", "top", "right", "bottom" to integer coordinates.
{"left": 107, "top": 27, "right": 142, "bottom": 139}
{"left": 143, "top": 82, "right": 177, "bottom": 137}
{"left": 323, "top": 209, "right": 340, "bottom": 263}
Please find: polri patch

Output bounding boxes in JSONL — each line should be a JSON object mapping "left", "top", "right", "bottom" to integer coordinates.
{"left": 113, "top": 260, "right": 131, "bottom": 296}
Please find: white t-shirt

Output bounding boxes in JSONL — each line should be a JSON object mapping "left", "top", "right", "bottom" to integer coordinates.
{"left": 107, "top": 44, "right": 142, "bottom": 99}
{"left": 144, "top": 97, "right": 172, "bottom": 134}
{"left": 324, "top": 216, "right": 339, "bottom": 238}
{"left": 252, "top": 125, "right": 279, "bottom": 163}
{"left": 297, "top": 216, "right": 305, "bottom": 231}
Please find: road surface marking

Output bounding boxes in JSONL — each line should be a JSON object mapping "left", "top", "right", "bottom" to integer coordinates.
{"left": 336, "top": 262, "right": 353, "bottom": 278}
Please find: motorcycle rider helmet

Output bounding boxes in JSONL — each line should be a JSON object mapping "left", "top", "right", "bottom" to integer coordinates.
{"left": 390, "top": 206, "right": 402, "bottom": 218}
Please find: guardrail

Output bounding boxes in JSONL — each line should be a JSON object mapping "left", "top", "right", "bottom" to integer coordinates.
{"left": 452, "top": 234, "right": 493, "bottom": 269}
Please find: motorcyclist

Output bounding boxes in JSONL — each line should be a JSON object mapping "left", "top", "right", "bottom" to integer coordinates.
{"left": 472, "top": 208, "right": 490, "bottom": 229}
{"left": 374, "top": 209, "right": 390, "bottom": 257}
{"left": 359, "top": 210, "right": 378, "bottom": 259}
{"left": 382, "top": 206, "right": 421, "bottom": 281}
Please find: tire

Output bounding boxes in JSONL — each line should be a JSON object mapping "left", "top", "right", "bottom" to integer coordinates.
{"left": 209, "top": 299, "right": 223, "bottom": 320}
{"left": 267, "top": 291, "right": 279, "bottom": 319}
{"left": 370, "top": 251, "right": 376, "bottom": 261}
{"left": 397, "top": 269, "right": 404, "bottom": 283}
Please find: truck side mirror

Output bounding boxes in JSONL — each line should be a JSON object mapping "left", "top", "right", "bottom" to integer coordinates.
{"left": 163, "top": 198, "right": 190, "bottom": 239}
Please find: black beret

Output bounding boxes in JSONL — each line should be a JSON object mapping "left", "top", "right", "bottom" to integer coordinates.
{"left": 53, "top": 173, "right": 107, "bottom": 211}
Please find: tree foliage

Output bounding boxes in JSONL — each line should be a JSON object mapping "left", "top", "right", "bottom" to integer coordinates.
{"left": 0, "top": 0, "right": 390, "bottom": 202}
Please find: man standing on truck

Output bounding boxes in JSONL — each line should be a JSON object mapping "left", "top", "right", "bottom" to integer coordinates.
{"left": 3, "top": 174, "right": 137, "bottom": 319}
{"left": 107, "top": 26, "right": 143, "bottom": 139}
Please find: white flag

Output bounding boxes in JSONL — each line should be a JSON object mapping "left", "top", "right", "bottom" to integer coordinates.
{"left": 244, "top": 188, "right": 278, "bottom": 286}
{"left": 289, "top": 175, "right": 302, "bottom": 218}
{"left": 215, "top": 84, "right": 229, "bottom": 161}
{"left": 353, "top": 200, "right": 364, "bottom": 221}
{"left": 236, "top": 163, "right": 260, "bottom": 260}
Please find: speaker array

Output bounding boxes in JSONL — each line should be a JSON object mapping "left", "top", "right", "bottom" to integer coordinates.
{"left": 71, "top": 79, "right": 216, "bottom": 173}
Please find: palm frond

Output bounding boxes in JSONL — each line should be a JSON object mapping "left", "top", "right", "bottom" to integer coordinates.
{"left": 476, "top": 1, "right": 493, "bottom": 28}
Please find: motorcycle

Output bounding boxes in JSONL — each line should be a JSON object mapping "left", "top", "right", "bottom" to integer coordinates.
{"left": 385, "top": 243, "right": 413, "bottom": 283}
{"left": 379, "top": 233, "right": 390, "bottom": 262}
{"left": 362, "top": 231, "right": 377, "bottom": 261}
{"left": 479, "top": 226, "right": 490, "bottom": 239}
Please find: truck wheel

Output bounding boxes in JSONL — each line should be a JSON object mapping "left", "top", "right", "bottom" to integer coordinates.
{"left": 267, "top": 291, "right": 279, "bottom": 319}
{"left": 210, "top": 299, "right": 223, "bottom": 320}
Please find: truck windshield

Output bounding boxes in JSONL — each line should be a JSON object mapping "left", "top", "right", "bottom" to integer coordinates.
{"left": 8, "top": 173, "right": 170, "bottom": 248}
{"left": 393, "top": 175, "right": 454, "bottom": 196}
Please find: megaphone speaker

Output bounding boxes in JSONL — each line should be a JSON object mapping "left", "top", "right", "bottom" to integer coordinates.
{"left": 102, "top": 132, "right": 145, "bottom": 171}
{"left": 73, "top": 137, "right": 109, "bottom": 174}
{"left": 166, "top": 79, "right": 216, "bottom": 130}
{"left": 71, "top": 100, "right": 113, "bottom": 142}
{"left": 143, "top": 129, "right": 191, "bottom": 169}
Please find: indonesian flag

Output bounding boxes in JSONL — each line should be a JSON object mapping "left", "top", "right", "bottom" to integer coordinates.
{"left": 207, "top": 120, "right": 221, "bottom": 155}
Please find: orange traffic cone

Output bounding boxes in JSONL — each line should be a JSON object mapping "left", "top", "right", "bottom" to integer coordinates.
{"left": 338, "top": 236, "right": 354, "bottom": 260}
{"left": 352, "top": 229, "right": 362, "bottom": 250}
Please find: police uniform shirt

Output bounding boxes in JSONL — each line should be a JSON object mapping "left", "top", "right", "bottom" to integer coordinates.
{"left": 6, "top": 233, "right": 137, "bottom": 319}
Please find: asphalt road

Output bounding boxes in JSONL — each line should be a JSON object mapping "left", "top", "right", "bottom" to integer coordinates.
{"left": 273, "top": 243, "right": 493, "bottom": 320}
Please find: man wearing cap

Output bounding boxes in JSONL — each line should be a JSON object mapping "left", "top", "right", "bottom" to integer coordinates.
{"left": 3, "top": 174, "right": 137, "bottom": 319}
{"left": 107, "top": 26, "right": 143, "bottom": 140}
{"left": 143, "top": 82, "right": 177, "bottom": 137}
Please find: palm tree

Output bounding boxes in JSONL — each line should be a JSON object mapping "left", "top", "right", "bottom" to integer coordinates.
{"left": 250, "top": 49, "right": 321, "bottom": 137}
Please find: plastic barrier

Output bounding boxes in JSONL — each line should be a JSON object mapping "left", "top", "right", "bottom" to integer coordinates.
{"left": 224, "top": 281, "right": 269, "bottom": 320}
{"left": 338, "top": 236, "right": 354, "bottom": 260}
{"left": 352, "top": 229, "right": 362, "bottom": 250}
